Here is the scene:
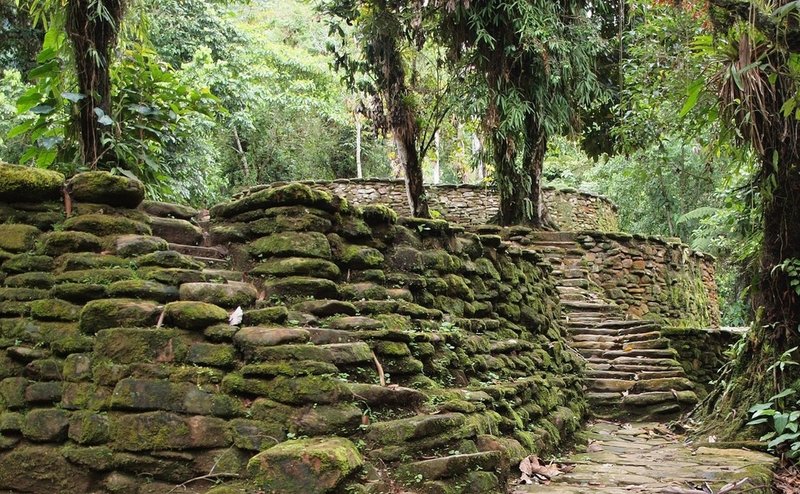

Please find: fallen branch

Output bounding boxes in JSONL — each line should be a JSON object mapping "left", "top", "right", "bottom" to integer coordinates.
{"left": 167, "top": 472, "right": 240, "bottom": 493}
{"left": 372, "top": 351, "right": 386, "bottom": 386}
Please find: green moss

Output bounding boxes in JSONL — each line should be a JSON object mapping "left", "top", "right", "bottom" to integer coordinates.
{"left": 40, "top": 231, "right": 102, "bottom": 256}
{"left": 63, "top": 214, "right": 151, "bottom": 237}
{"left": 265, "top": 375, "right": 347, "bottom": 405}
{"left": 79, "top": 298, "right": 161, "bottom": 334}
{"left": 67, "top": 171, "right": 145, "bottom": 208}
{"left": 249, "top": 231, "right": 332, "bottom": 259}
{"left": 50, "top": 283, "right": 108, "bottom": 303}
{"left": 251, "top": 256, "right": 340, "bottom": 279}
{"left": 361, "top": 204, "right": 398, "bottom": 225}
{"left": 337, "top": 244, "right": 384, "bottom": 269}
{"left": 241, "top": 360, "right": 338, "bottom": 378}
{"left": 163, "top": 301, "right": 229, "bottom": 330}
{"left": 0, "top": 224, "right": 41, "bottom": 252}
{"left": 178, "top": 282, "right": 258, "bottom": 308}
{"left": 0, "top": 163, "right": 64, "bottom": 202}
{"left": 29, "top": 298, "right": 82, "bottom": 322}
{"left": 4, "top": 272, "right": 54, "bottom": 289}
{"left": 141, "top": 267, "right": 213, "bottom": 285}
{"left": 242, "top": 306, "right": 289, "bottom": 325}
{"left": 107, "top": 279, "right": 179, "bottom": 303}
{"left": 94, "top": 328, "right": 187, "bottom": 364}
{"left": 54, "top": 268, "right": 135, "bottom": 285}
{"left": 250, "top": 207, "right": 333, "bottom": 235}
{"left": 212, "top": 183, "right": 342, "bottom": 218}
{"left": 135, "top": 250, "right": 203, "bottom": 269}
{"left": 113, "top": 234, "right": 169, "bottom": 257}
{"left": 56, "top": 252, "right": 128, "bottom": 271}
{"left": 264, "top": 276, "right": 339, "bottom": 300}
{"left": 186, "top": 342, "right": 236, "bottom": 368}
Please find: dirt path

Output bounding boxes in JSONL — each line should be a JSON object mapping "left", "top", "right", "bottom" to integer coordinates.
{"left": 511, "top": 422, "right": 776, "bottom": 494}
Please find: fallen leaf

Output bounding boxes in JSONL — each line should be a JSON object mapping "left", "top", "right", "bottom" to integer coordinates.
{"left": 707, "top": 435, "right": 716, "bottom": 444}
{"left": 229, "top": 307, "right": 243, "bottom": 326}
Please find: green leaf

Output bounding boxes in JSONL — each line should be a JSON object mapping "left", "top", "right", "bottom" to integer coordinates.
{"left": 30, "top": 104, "right": 55, "bottom": 115}
{"left": 770, "top": 389, "right": 797, "bottom": 402}
{"left": 28, "top": 61, "right": 60, "bottom": 80}
{"left": 62, "top": 92, "right": 86, "bottom": 103}
{"left": 679, "top": 78, "right": 703, "bottom": 117}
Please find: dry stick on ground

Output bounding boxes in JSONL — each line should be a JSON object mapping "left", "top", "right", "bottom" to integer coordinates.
{"left": 372, "top": 351, "right": 386, "bottom": 386}
{"left": 167, "top": 451, "right": 240, "bottom": 493}
{"left": 155, "top": 307, "right": 166, "bottom": 328}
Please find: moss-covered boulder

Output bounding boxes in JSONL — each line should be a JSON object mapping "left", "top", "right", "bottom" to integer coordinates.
{"left": 40, "top": 231, "right": 102, "bottom": 256}
{"left": 139, "top": 200, "right": 198, "bottom": 220}
{"left": 21, "top": 408, "right": 69, "bottom": 442}
{"left": 0, "top": 224, "right": 40, "bottom": 252}
{"left": 50, "top": 283, "right": 107, "bottom": 303}
{"left": 336, "top": 244, "right": 384, "bottom": 269}
{"left": 233, "top": 327, "right": 310, "bottom": 352}
{"left": 179, "top": 282, "right": 258, "bottom": 308}
{"left": 264, "top": 276, "right": 339, "bottom": 300}
{"left": 4, "top": 272, "right": 54, "bottom": 289}
{"left": 164, "top": 301, "right": 229, "bottom": 330}
{"left": 361, "top": 204, "right": 398, "bottom": 225}
{"left": 79, "top": 298, "right": 161, "bottom": 334}
{"left": 213, "top": 183, "right": 343, "bottom": 218}
{"left": 114, "top": 235, "right": 169, "bottom": 257}
{"left": 249, "top": 206, "right": 333, "bottom": 235}
{"left": 250, "top": 231, "right": 332, "bottom": 260}
{"left": 55, "top": 252, "right": 128, "bottom": 271}
{"left": 67, "top": 171, "right": 145, "bottom": 208}
{"left": 54, "top": 268, "right": 135, "bottom": 285}
{"left": 247, "top": 436, "right": 363, "bottom": 494}
{"left": 94, "top": 328, "right": 187, "bottom": 364}
{"left": 242, "top": 306, "right": 289, "bottom": 325}
{"left": 135, "top": 250, "right": 203, "bottom": 269}
{"left": 107, "top": 279, "right": 179, "bottom": 303}
{"left": 251, "top": 257, "right": 340, "bottom": 280}
{"left": 0, "top": 445, "right": 92, "bottom": 492}
{"left": 2, "top": 254, "right": 53, "bottom": 273}
{"left": 0, "top": 163, "right": 64, "bottom": 202}
{"left": 63, "top": 214, "right": 151, "bottom": 237}
{"left": 150, "top": 217, "right": 203, "bottom": 245}
{"left": 29, "top": 298, "right": 82, "bottom": 322}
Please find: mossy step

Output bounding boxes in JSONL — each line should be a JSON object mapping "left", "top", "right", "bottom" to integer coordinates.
{"left": 168, "top": 243, "right": 227, "bottom": 259}
{"left": 599, "top": 349, "right": 678, "bottom": 360}
{"left": 570, "top": 331, "right": 662, "bottom": 343}
{"left": 150, "top": 217, "right": 203, "bottom": 246}
{"left": 67, "top": 171, "right": 144, "bottom": 208}
{"left": 366, "top": 413, "right": 466, "bottom": 446}
{"left": 589, "top": 363, "right": 687, "bottom": 374}
{"left": 587, "top": 390, "right": 698, "bottom": 407}
{"left": 586, "top": 369, "right": 686, "bottom": 380}
{"left": 139, "top": 200, "right": 198, "bottom": 220}
{"left": 0, "top": 163, "right": 65, "bottom": 202}
{"left": 396, "top": 451, "right": 503, "bottom": 482}
{"left": 595, "top": 320, "right": 661, "bottom": 329}
{"left": 586, "top": 377, "right": 694, "bottom": 394}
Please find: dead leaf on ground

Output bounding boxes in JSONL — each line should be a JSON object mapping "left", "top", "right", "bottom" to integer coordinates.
{"left": 586, "top": 441, "right": 604, "bottom": 452}
{"left": 518, "top": 455, "right": 564, "bottom": 485}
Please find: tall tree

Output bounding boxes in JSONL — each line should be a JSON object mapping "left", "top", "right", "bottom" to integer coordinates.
{"left": 322, "top": 0, "right": 431, "bottom": 217}
{"left": 683, "top": 0, "right": 800, "bottom": 437}
{"left": 437, "top": 0, "right": 604, "bottom": 227}
{"left": 66, "top": 0, "right": 127, "bottom": 167}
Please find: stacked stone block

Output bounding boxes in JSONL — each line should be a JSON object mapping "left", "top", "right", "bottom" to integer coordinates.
{"left": 0, "top": 164, "right": 584, "bottom": 494}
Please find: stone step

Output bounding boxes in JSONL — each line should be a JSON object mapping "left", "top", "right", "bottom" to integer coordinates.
{"left": 587, "top": 390, "right": 697, "bottom": 407}
{"left": 590, "top": 355, "right": 681, "bottom": 367}
{"left": 586, "top": 369, "right": 686, "bottom": 380}
{"left": 570, "top": 331, "right": 663, "bottom": 343}
{"left": 595, "top": 319, "right": 660, "bottom": 329}
{"left": 395, "top": 451, "right": 502, "bottom": 482}
{"left": 599, "top": 348, "right": 678, "bottom": 360}
{"left": 589, "top": 363, "right": 686, "bottom": 374}
{"left": 169, "top": 243, "right": 227, "bottom": 260}
{"left": 558, "top": 278, "right": 589, "bottom": 288}
{"left": 585, "top": 377, "right": 695, "bottom": 394}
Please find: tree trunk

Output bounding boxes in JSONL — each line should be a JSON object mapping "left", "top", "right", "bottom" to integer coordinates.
{"left": 65, "top": 0, "right": 125, "bottom": 168}
{"left": 433, "top": 130, "right": 441, "bottom": 184}
{"left": 523, "top": 114, "right": 555, "bottom": 229}
{"left": 493, "top": 131, "right": 528, "bottom": 225}
{"left": 355, "top": 114, "right": 363, "bottom": 179}
{"left": 394, "top": 126, "right": 429, "bottom": 218}
{"left": 232, "top": 126, "right": 250, "bottom": 181}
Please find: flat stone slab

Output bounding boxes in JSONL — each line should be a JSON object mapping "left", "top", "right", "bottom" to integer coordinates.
{"left": 511, "top": 422, "right": 776, "bottom": 494}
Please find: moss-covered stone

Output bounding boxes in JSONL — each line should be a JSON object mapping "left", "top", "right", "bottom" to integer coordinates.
{"left": 290, "top": 403, "right": 364, "bottom": 436}
{"left": 135, "top": 250, "right": 203, "bottom": 270}
{"left": 114, "top": 235, "right": 169, "bottom": 257}
{"left": 63, "top": 354, "right": 93, "bottom": 382}
{"left": 251, "top": 256, "right": 340, "bottom": 280}
{"left": 293, "top": 299, "right": 357, "bottom": 317}
{"left": 141, "top": 267, "right": 212, "bottom": 286}
{"left": 54, "top": 267, "right": 135, "bottom": 285}
{"left": 247, "top": 436, "right": 363, "bottom": 494}
{"left": 249, "top": 207, "right": 333, "bottom": 235}
{"left": 242, "top": 306, "right": 289, "bottom": 325}
{"left": 179, "top": 282, "right": 258, "bottom": 308}
{"left": 63, "top": 214, "right": 151, "bottom": 237}
{"left": 0, "top": 224, "right": 40, "bottom": 252}
{"left": 186, "top": 343, "right": 236, "bottom": 368}
{"left": 4, "top": 272, "right": 54, "bottom": 289}
{"left": 2, "top": 254, "right": 53, "bottom": 273}
{"left": 50, "top": 282, "right": 108, "bottom": 303}
{"left": 139, "top": 200, "right": 198, "bottom": 220}
{"left": 264, "top": 276, "right": 339, "bottom": 300}
{"left": 240, "top": 360, "right": 338, "bottom": 378}
{"left": 163, "top": 301, "right": 229, "bottom": 331}
{"left": 230, "top": 418, "right": 286, "bottom": 451}
{"left": 0, "top": 287, "right": 48, "bottom": 301}
{"left": 213, "top": 183, "right": 343, "bottom": 218}
{"left": 94, "top": 328, "right": 187, "bottom": 364}
{"left": 233, "top": 327, "right": 310, "bottom": 354}
{"left": 0, "top": 445, "right": 92, "bottom": 492}
{"left": 79, "top": 298, "right": 161, "bottom": 334}
{"left": 150, "top": 216, "right": 203, "bottom": 245}
{"left": 107, "top": 279, "right": 179, "bottom": 303}
{"left": 250, "top": 231, "right": 332, "bottom": 260}
{"left": 40, "top": 231, "right": 102, "bottom": 256}
{"left": 67, "top": 171, "right": 145, "bottom": 208}
{"left": 56, "top": 252, "right": 129, "bottom": 271}
{"left": 336, "top": 244, "right": 384, "bottom": 269}
{"left": 21, "top": 408, "right": 69, "bottom": 442}
{"left": 209, "top": 223, "right": 250, "bottom": 244}
{"left": 109, "top": 411, "right": 230, "bottom": 451}
{"left": 67, "top": 411, "right": 110, "bottom": 445}
{"left": 361, "top": 204, "right": 398, "bottom": 225}
{"left": 0, "top": 163, "right": 64, "bottom": 202}
{"left": 29, "top": 298, "right": 82, "bottom": 322}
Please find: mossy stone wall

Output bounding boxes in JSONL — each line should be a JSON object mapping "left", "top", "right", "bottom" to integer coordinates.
{"left": 0, "top": 164, "right": 583, "bottom": 493}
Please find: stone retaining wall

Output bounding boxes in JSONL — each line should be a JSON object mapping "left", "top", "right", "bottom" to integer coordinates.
{"left": 662, "top": 327, "right": 743, "bottom": 399}
{"left": 269, "top": 179, "right": 620, "bottom": 232}
{"left": 0, "top": 164, "right": 583, "bottom": 493}
{"left": 529, "top": 231, "right": 719, "bottom": 328}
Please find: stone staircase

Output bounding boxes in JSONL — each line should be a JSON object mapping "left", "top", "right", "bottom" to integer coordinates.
{"left": 530, "top": 232, "right": 698, "bottom": 420}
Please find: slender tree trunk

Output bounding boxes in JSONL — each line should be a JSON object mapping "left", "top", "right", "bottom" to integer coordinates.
{"left": 522, "top": 114, "right": 556, "bottom": 229}
{"left": 493, "top": 131, "right": 528, "bottom": 225}
{"left": 232, "top": 126, "right": 250, "bottom": 181}
{"left": 355, "top": 114, "right": 363, "bottom": 179}
{"left": 66, "top": 0, "right": 125, "bottom": 168}
{"left": 473, "top": 133, "right": 484, "bottom": 181}
{"left": 433, "top": 130, "right": 441, "bottom": 185}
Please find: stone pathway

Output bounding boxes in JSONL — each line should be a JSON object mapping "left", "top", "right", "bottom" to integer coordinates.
{"left": 511, "top": 422, "right": 776, "bottom": 494}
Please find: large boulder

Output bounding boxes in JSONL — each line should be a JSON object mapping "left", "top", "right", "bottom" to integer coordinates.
{"left": 0, "top": 163, "right": 64, "bottom": 202}
{"left": 246, "top": 436, "right": 363, "bottom": 494}
{"left": 67, "top": 171, "right": 145, "bottom": 208}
